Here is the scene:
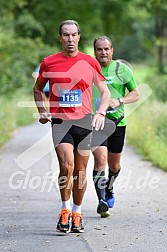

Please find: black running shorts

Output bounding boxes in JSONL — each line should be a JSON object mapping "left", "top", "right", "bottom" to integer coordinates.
{"left": 51, "top": 114, "right": 92, "bottom": 150}
{"left": 92, "top": 119, "right": 126, "bottom": 153}
{"left": 107, "top": 126, "right": 126, "bottom": 153}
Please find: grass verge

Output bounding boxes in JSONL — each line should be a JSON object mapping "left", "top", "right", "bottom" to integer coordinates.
{"left": 127, "top": 99, "right": 167, "bottom": 172}
{"left": 0, "top": 92, "right": 37, "bottom": 148}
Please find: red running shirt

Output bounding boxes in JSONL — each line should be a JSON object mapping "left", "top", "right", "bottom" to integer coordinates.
{"left": 38, "top": 52, "right": 105, "bottom": 120}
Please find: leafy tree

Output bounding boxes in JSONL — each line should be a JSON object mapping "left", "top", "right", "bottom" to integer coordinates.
{"left": 140, "top": 0, "right": 167, "bottom": 73}
{"left": 1, "top": 0, "right": 167, "bottom": 97}
{"left": 135, "top": 0, "right": 167, "bottom": 73}
{"left": 0, "top": 0, "right": 54, "bottom": 95}
{"left": 14, "top": 12, "right": 45, "bottom": 38}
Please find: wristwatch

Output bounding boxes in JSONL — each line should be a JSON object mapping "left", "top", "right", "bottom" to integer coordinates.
{"left": 118, "top": 97, "right": 124, "bottom": 105}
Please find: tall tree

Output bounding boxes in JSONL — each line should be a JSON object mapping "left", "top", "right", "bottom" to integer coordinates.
{"left": 145, "top": 0, "right": 167, "bottom": 73}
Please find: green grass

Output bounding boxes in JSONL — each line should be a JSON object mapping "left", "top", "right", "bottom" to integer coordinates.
{"left": 127, "top": 99, "right": 167, "bottom": 171}
{"left": 0, "top": 91, "right": 36, "bottom": 148}
{"left": 131, "top": 63, "right": 150, "bottom": 83}
{"left": 125, "top": 63, "right": 167, "bottom": 171}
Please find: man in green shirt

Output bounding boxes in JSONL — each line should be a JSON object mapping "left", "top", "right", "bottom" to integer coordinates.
{"left": 92, "top": 36, "right": 140, "bottom": 217}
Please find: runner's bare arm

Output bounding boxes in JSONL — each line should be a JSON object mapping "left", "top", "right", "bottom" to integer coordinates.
{"left": 33, "top": 78, "right": 52, "bottom": 124}
{"left": 92, "top": 80, "right": 110, "bottom": 130}
{"left": 109, "top": 87, "right": 140, "bottom": 108}
{"left": 121, "top": 87, "right": 140, "bottom": 104}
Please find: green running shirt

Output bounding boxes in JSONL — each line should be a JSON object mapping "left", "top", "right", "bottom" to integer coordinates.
{"left": 92, "top": 60, "right": 137, "bottom": 126}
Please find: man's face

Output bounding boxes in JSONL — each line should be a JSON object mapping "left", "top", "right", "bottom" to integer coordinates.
{"left": 59, "top": 24, "right": 80, "bottom": 55}
{"left": 94, "top": 39, "right": 113, "bottom": 67}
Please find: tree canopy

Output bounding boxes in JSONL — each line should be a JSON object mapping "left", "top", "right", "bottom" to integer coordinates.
{"left": 0, "top": 0, "right": 167, "bottom": 95}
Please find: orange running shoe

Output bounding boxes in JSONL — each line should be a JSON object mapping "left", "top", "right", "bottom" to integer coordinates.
{"left": 57, "top": 208, "right": 71, "bottom": 233}
{"left": 71, "top": 212, "right": 84, "bottom": 233}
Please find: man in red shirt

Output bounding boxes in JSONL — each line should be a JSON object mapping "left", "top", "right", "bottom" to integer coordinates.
{"left": 34, "top": 20, "right": 110, "bottom": 233}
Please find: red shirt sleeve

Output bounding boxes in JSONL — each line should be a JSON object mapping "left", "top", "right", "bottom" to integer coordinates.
{"left": 38, "top": 59, "right": 49, "bottom": 84}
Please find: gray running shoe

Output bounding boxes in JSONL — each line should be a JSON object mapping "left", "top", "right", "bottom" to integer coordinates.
{"left": 97, "top": 199, "right": 110, "bottom": 218}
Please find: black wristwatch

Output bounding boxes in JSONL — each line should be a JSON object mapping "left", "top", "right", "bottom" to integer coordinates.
{"left": 118, "top": 97, "right": 124, "bottom": 105}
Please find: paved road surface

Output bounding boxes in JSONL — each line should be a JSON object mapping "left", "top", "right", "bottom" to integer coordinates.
{"left": 0, "top": 121, "right": 167, "bottom": 252}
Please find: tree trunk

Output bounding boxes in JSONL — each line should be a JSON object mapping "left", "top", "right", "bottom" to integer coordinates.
{"left": 155, "top": 17, "right": 167, "bottom": 74}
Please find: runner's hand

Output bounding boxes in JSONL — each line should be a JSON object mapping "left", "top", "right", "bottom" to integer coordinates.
{"left": 39, "top": 112, "right": 52, "bottom": 124}
{"left": 92, "top": 113, "right": 105, "bottom": 131}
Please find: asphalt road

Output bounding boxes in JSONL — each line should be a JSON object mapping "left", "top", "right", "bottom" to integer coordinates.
{"left": 0, "top": 121, "right": 167, "bottom": 252}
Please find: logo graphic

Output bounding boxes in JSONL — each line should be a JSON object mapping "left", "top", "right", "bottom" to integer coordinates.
{"left": 8, "top": 59, "right": 153, "bottom": 191}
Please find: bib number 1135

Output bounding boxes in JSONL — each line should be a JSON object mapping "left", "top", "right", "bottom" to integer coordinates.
{"left": 59, "top": 89, "right": 82, "bottom": 107}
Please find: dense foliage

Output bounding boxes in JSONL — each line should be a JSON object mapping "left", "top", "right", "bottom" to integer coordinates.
{"left": 0, "top": 0, "right": 167, "bottom": 96}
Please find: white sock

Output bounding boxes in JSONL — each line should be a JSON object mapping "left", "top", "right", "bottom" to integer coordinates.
{"left": 62, "top": 199, "right": 71, "bottom": 210}
{"left": 72, "top": 203, "right": 81, "bottom": 214}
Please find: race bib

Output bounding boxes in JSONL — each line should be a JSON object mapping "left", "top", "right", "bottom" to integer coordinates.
{"left": 106, "top": 107, "right": 117, "bottom": 114}
{"left": 59, "top": 89, "right": 82, "bottom": 107}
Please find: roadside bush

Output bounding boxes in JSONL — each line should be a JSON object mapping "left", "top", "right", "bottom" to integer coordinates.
{"left": 144, "top": 66, "right": 167, "bottom": 102}
{"left": 0, "top": 91, "right": 36, "bottom": 148}
{"left": 127, "top": 100, "right": 167, "bottom": 171}
{"left": 0, "top": 31, "right": 54, "bottom": 95}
